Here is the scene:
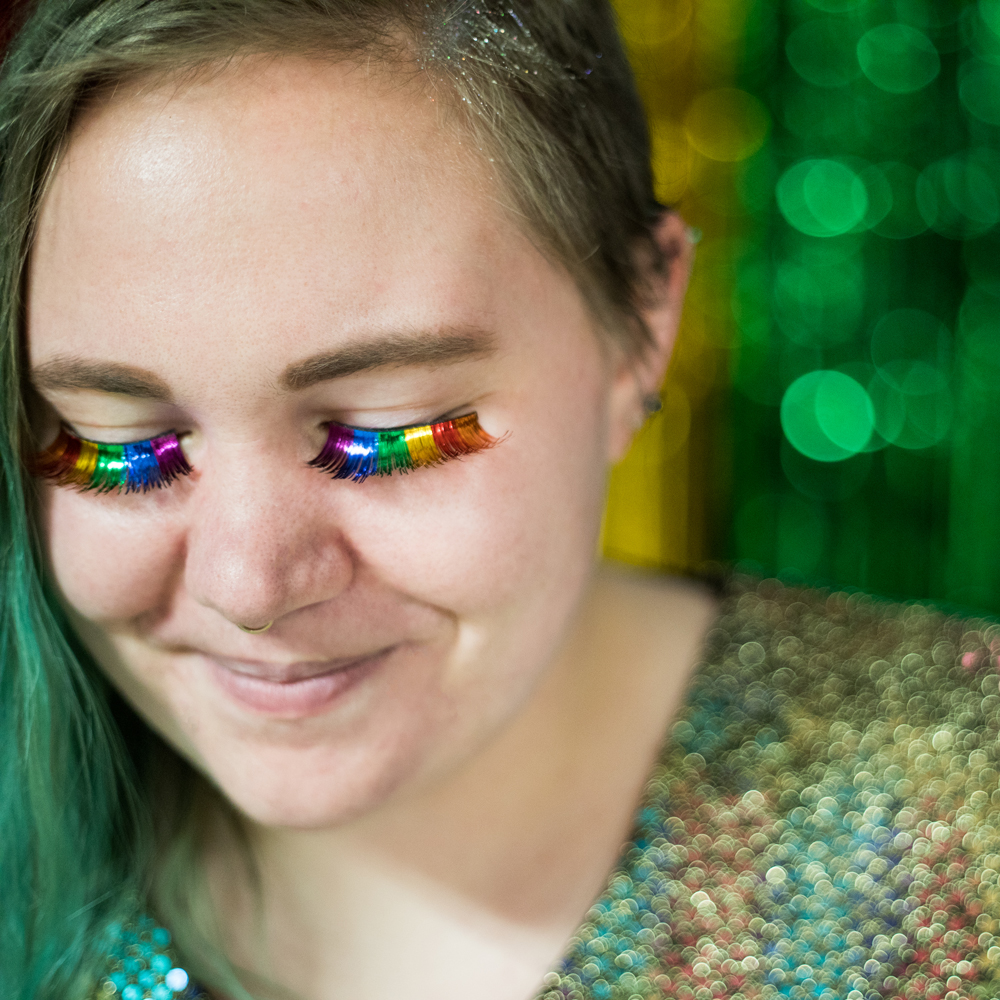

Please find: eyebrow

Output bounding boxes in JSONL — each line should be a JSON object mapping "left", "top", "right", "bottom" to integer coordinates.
{"left": 280, "top": 329, "right": 497, "bottom": 392}
{"left": 28, "top": 329, "right": 497, "bottom": 401}
{"left": 30, "top": 357, "right": 173, "bottom": 400}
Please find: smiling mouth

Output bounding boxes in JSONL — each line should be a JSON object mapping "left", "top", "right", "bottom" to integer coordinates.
{"left": 205, "top": 647, "right": 396, "bottom": 716}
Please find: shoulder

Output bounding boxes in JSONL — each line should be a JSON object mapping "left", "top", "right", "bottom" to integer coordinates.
{"left": 546, "top": 578, "right": 1000, "bottom": 1000}
{"left": 694, "top": 576, "right": 994, "bottom": 768}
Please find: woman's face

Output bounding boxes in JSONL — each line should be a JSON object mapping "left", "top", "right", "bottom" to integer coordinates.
{"left": 27, "top": 58, "right": 643, "bottom": 827}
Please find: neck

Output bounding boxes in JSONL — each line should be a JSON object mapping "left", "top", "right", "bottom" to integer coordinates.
{"left": 207, "top": 565, "right": 717, "bottom": 1000}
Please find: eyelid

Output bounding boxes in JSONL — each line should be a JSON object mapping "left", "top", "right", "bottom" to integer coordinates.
{"left": 327, "top": 405, "right": 474, "bottom": 431}
{"left": 64, "top": 423, "right": 191, "bottom": 444}
{"left": 33, "top": 389, "right": 184, "bottom": 435}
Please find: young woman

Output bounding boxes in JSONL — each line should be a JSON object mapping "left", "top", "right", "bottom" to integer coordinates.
{"left": 3, "top": 3, "right": 999, "bottom": 1000}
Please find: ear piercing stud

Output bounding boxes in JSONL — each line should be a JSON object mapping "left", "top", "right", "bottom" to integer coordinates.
{"left": 643, "top": 395, "right": 663, "bottom": 415}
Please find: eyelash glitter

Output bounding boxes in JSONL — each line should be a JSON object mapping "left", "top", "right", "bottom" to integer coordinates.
{"left": 309, "top": 412, "right": 498, "bottom": 481}
{"left": 32, "top": 426, "right": 192, "bottom": 493}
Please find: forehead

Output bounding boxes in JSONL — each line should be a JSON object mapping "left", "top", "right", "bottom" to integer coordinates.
{"left": 28, "top": 56, "right": 533, "bottom": 366}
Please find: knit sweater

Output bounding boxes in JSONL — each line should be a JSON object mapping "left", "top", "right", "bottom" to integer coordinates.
{"left": 97, "top": 578, "right": 1000, "bottom": 1000}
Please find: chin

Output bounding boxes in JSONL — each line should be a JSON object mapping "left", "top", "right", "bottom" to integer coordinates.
{"left": 201, "top": 735, "right": 428, "bottom": 829}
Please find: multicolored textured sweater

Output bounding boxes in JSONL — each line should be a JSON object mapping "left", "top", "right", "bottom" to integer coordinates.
{"left": 98, "top": 578, "right": 1000, "bottom": 1000}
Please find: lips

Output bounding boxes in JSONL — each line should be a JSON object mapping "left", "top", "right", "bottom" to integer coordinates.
{"left": 205, "top": 647, "right": 394, "bottom": 717}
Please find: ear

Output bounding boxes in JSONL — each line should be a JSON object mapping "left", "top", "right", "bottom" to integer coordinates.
{"left": 605, "top": 211, "right": 694, "bottom": 463}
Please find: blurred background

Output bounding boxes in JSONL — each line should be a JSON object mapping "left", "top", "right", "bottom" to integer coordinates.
{"left": 602, "top": 0, "right": 1000, "bottom": 615}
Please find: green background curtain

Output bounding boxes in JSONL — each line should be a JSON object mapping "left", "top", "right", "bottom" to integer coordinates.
{"left": 603, "top": 0, "right": 1000, "bottom": 616}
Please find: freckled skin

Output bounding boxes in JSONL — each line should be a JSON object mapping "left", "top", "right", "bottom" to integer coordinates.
{"left": 28, "top": 57, "right": 702, "bottom": 998}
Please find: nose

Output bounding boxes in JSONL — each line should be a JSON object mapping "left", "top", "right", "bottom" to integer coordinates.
{"left": 183, "top": 444, "right": 354, "bottom": 629}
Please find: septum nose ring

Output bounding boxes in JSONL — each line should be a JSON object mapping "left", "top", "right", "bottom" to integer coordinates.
{"left": 237, "top": 621, "right": 274, "bottom": 634}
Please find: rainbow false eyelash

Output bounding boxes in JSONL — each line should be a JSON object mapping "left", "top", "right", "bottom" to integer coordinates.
{"left": 309, "top": 412, "right": 497, "bottom": 481}
{"left": 33, "top": 426, "right": 192, "bottom": 493}
{"left": 32, "top": 412, "right": 496, "bottom": 491}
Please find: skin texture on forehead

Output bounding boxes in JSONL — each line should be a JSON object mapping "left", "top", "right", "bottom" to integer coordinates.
{"left": 34, "top": 57, "right": 502, "bottom": 388}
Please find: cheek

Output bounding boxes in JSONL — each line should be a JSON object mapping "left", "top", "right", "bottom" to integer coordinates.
{"left": 343, "top": 373, "right": 609, "bottom": 619}
{"left": 43, "top": 485, "right": 184, "bottom": 622}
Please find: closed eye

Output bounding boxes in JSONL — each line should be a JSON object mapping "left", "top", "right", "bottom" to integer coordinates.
{"left": 309, "top": 412, "right": 499, "bottom": 482}
{"left": 31, "top": 412, "right": 499, "bottom": 493}
{"left": 31, "top": 425, "right": 192, "bottom": 493}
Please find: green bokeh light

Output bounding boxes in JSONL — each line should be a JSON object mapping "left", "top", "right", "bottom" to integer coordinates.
{"left": 867, "top": 310, "right": 951, "bottom": 451}
{"left": 786, "top": 20, "right": 861, "bottom": 88}
{"left": 960, "top": 280, "right": 1000, "bottom": 342}
{"left": 964, "top": 234, "right": 1000, "bottom": 286}
{"left": 773, "top": 257, "right": 864, "bottom": 346}
{"left": 789, "top": 234, "right": 863, "bottom": 267}
{"left": 867, "top": 374, "right": 907, "bottom": 447}
{"left": 896, "top": 0, "right": 960, "bottom": 31}
{"left": 857, "top": 24, "right": 941, "bottom": 94}
{"left": 777, "top": 159, "right": 868, "bottom": 237}
{"left": 781, "top": 370, "right": 875, "bottom": 462}
{"left": 782, "top": 85, "right": 875, "bottom": 143}
{"left": 900, "top": 364, "right": 952, "bottom": 449}
{"left": 871, "top": 363, "right": 952, "bottom": 449}
{"left": 871, "top": 162, "right": 928, "bottom": 239}
{"left": 779, "top": 342, "right": 823, "bottom": 401}
{"left": 960, "top": 60, "right": 1000, "bottom": 126}
{"left": 780, "top": 440, "right": 873, "bottom": 501}
{"left": 958, "top": 282, "right": 1000, "bottom": 399}
{"left": 870, "top": 308, "right": 949, "bottom": 377}
{"left": 858, "top": 164, "right": 893, "bottom": 230}
{"left": 917, "top": 152, "right": 1000, "bottom": 239}
{"left": 719, "top": 0, "right": 1000, "bottom": 607}
{"left": 971, "top": 7, "right": 1000, "bottom": 63}
{"left": 981, "top": 0, "right": 1000, "bottom": 37}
